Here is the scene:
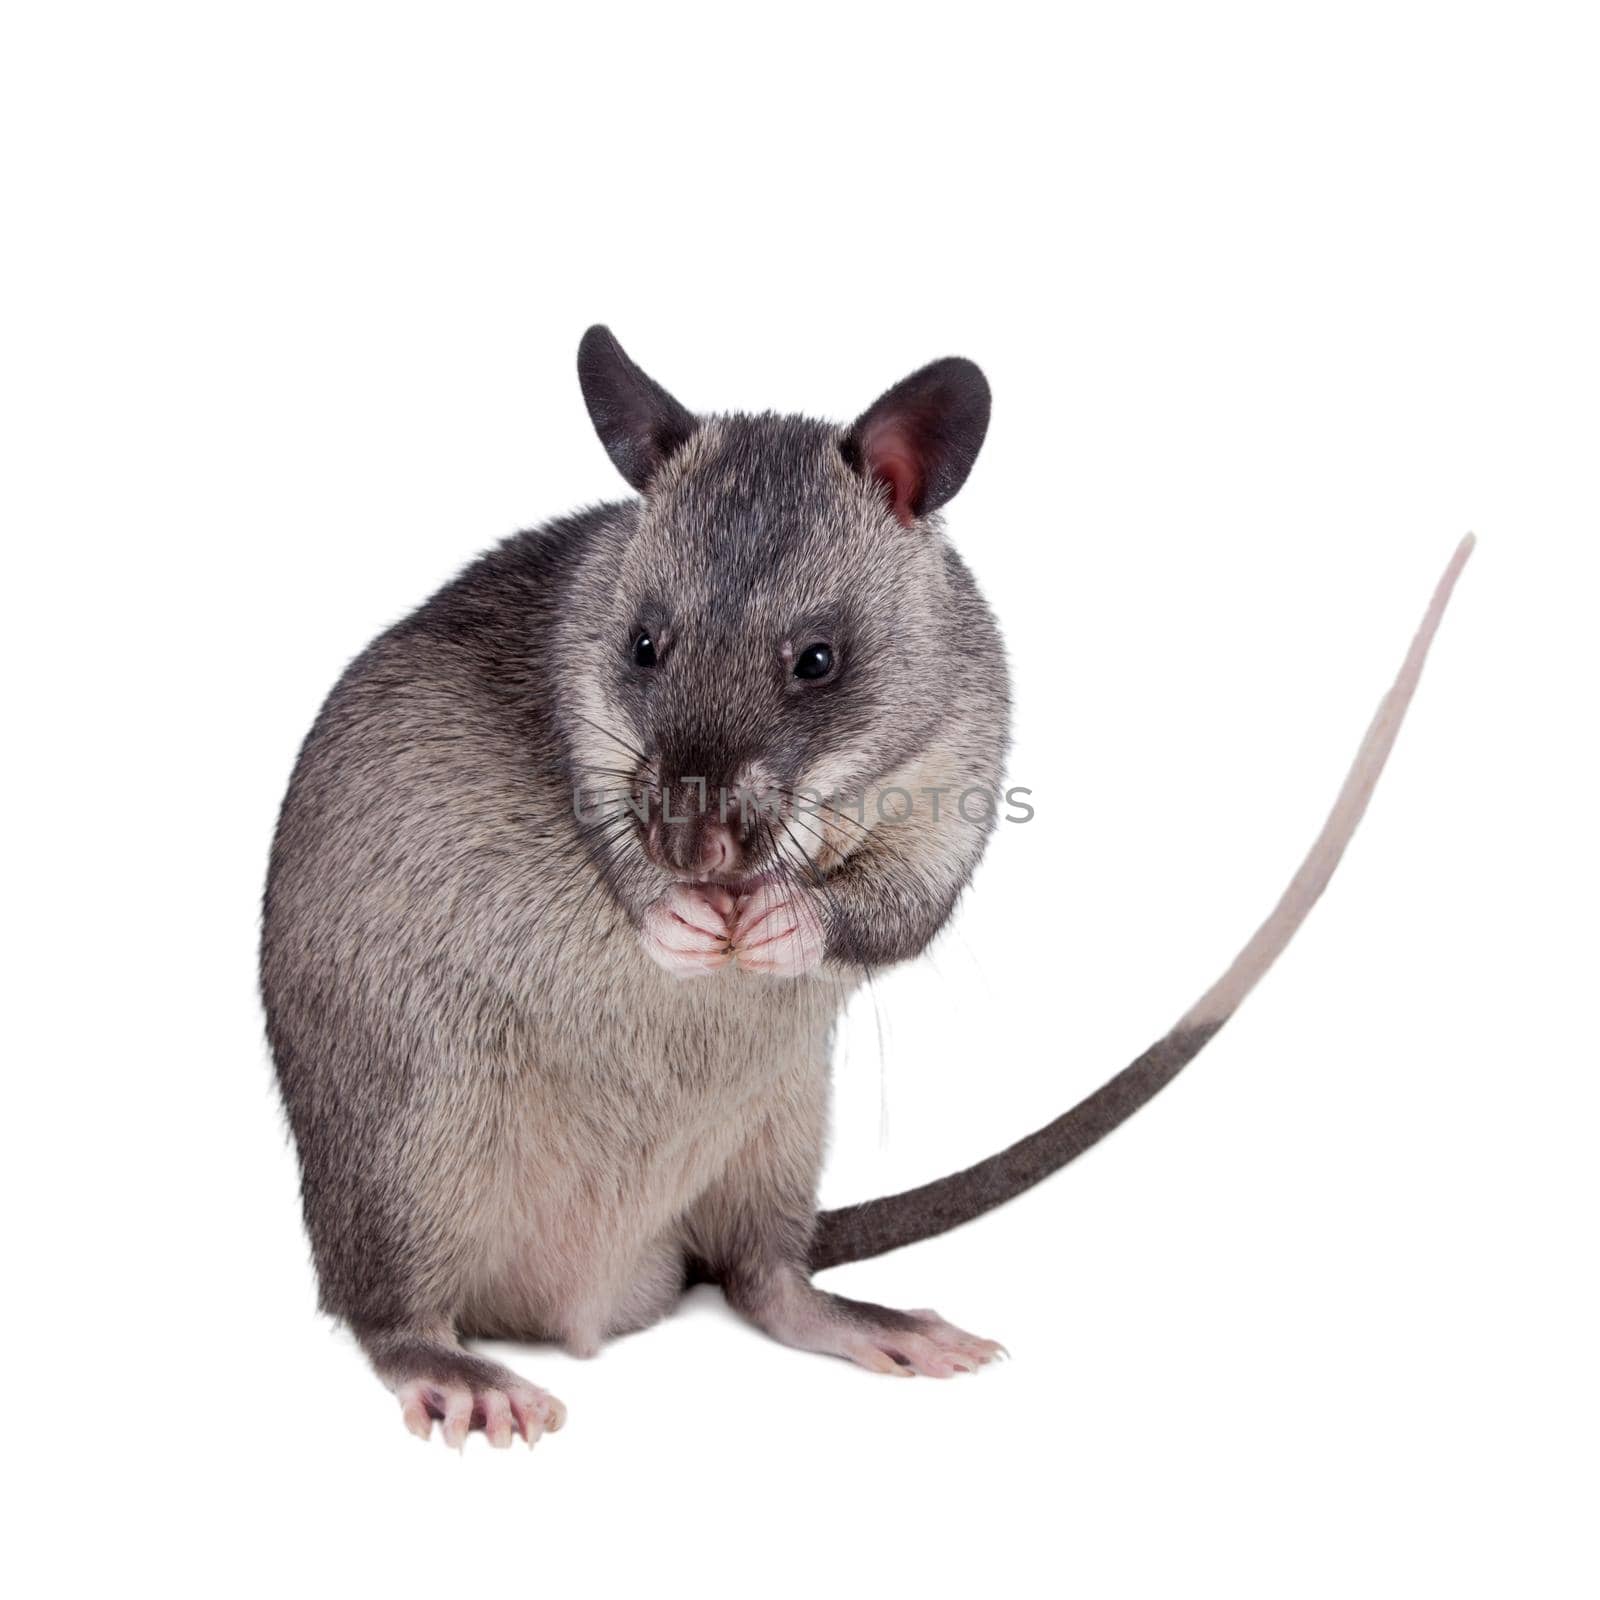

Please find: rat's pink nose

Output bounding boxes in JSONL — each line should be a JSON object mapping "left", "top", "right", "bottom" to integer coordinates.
{"left": 697, "top": 819, "right": 740, "bottom": 877}
{"left": 654, "top": 806, "right": 745, "bottom": 879}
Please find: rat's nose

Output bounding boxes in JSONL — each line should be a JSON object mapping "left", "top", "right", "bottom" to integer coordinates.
{"left": 697, "top": 819, "right": 740, "bottom": 877}
{"left": 656, "top": 813, "right": 743, "bottom": 878}
{"left": 651, "top": 774, "right": 750, "bottom": 879}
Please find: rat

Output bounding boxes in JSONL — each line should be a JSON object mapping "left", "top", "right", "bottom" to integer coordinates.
{"left": 261, "top": 326, "right": 1473, "bottom": 1447}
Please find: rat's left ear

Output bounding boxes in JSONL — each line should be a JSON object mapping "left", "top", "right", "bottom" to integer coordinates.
{"left": 843, "top": 357, "right": 991, "bottom": 527}
{"left": 578, "top": 325, "right": 698, "bottom": 491}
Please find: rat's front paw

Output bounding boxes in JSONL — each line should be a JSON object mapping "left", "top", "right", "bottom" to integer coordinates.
{"left": 729, "top": 881, "right": 826, "bottom": 977}
{"left": 641, "top": 884, "right": 735, "bottom": 979}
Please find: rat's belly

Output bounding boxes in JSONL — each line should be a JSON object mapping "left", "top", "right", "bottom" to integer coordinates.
{"left": 456, "top": 969, "right": 844, "bottom": 1351}
{"left": 458, "top": 1105, "right": 754, "bottom": 1351}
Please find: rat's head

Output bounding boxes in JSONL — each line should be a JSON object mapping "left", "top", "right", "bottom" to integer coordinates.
{"left": 559, "top": 326, "right": 993, "bottom": 900}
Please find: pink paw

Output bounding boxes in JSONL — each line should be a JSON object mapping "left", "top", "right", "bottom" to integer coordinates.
{"left": 840, "top": 1310, "right": 1006, "bottom": 1379}
{"left": 730, "top": 881, "right": 826, "bottom": 977}
{"left": 640, "top": 884, "right": 735, "bottom": 979}
{"left": 396, "top": 1377, "right": 566, "bottom": 1450}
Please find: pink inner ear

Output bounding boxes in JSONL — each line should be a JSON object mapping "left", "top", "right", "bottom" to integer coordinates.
{"left": 861, "top": 419, "right": 922, "bottom": 527}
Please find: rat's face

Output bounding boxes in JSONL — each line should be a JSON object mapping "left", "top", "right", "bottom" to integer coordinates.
{"left": 561, "top": 328, "right": 991, "bottom": 906}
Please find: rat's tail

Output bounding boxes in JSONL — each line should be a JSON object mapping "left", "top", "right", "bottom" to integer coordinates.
{"left": 810, "top": 535, "right": 1475, "bottom": 1274}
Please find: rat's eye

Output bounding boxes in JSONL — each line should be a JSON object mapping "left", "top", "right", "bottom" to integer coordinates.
{"left": 632, "top": 632, "right": 659, "bottom": 668}
{"left": 793, "top": 643, "right": 835, "bottom": 681}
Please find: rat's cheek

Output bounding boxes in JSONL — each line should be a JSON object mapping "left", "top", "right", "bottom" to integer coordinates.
{"left": 730, "top": 885, "right": 827, "bottom": 978}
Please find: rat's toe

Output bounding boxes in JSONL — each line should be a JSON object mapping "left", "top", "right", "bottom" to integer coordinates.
{"left": 481, "top": 1390, "right": 515, "bottom": 1449}
{"left": 508, "top": 1384, "right": 565, "bottom": 1444}
{"left": 397, "top": 1381, "right": 434, "bottom": 1440}
{"left": 439, "top": 1387, "right": 476, "bottom": 1450}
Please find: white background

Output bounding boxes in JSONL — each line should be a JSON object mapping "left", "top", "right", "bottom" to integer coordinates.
{"left": 4, "top": 4, "right": 1596, "bottom": 1595}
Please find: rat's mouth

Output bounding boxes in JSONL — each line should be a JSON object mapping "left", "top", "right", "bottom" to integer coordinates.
{"left": 667, "top": 867, "right": 777, "bottom": 895}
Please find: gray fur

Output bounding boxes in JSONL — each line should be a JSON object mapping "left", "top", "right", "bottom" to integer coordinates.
{"left": 262, "top": 329, "right": 1011, "bottom": 1430}
{"left": 262, "top": 326, "right": 1470, "bottom": 1442}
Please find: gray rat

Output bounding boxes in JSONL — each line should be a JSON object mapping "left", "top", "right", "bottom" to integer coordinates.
{"left": 261, "top": 327, "right": 1472, "bottom": 1446}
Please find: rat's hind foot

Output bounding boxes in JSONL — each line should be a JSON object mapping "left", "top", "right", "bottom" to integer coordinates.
{"left": 360, "top": 1328, "right": 566, "bottom": 1449}
{"left": 735, "top": 1277, "right": 1005, "bottom": 1379}
{"left": 828, "top": 1301, "right": 1006, "bottom": 1378}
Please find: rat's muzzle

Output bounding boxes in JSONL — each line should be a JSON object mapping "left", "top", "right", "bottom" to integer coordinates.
{"left": 646, "top": 772, "right": 758, "bottom": 881}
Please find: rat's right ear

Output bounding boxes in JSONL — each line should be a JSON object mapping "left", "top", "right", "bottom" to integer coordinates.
{"left": 843, "top": 357, "right": 991, "bottom": 528}
{"left": 577, "top": 326, "right": 698, "bottom": 491}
